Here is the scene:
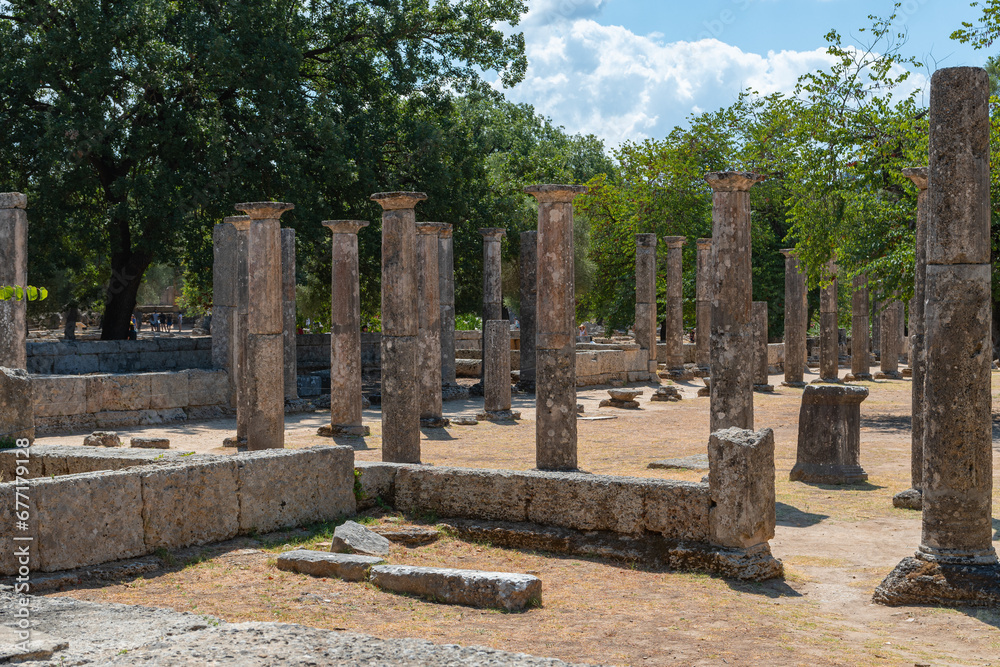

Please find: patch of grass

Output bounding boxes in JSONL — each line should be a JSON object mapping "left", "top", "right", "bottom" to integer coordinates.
{"left": 153, "top": 547, "right": 176, "bottom": 566}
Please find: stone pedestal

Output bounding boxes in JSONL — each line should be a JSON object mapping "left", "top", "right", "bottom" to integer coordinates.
{"left": 281, "top": 228, "right": 299, "bottom": 401}
{"left": 318, "top": 220, "right": 370, "bottom": 438}
{"left": 848, "top": 274, "right": 872, "bottom": 381}
{"left": 706, "top": 172, "right": 763, "bottom": 432}
{"left": 876, "top": 297, "right": 902, "bottom": 379}
{"left": 780, "top": 249, "right": 807, "bottom": 387}
{"left": 816, "top": 258, "right": 840, "bottom": 383}
{"left": 373, "top": 192, "right": 426, "bottom": 463}
{"left": 480, "top": 228, "right": 506, "bottom": 380}
{"left": 526, "top": 184, "right": 587, "bottom": 470}
{"left": 222, "top": 216, "right": 251, "bottom": 447}
{"left": 0, "top": 193, "right": 27, "bottom": 370}
{"left": 663, "top": 236, "right": 686, "bottom": 375}
{"left": 752, "top": 301, "right": 772, "bottom": 392}
{"left": 416, "top": 222, "right": 448, "bottom": 428}
{"left": 635, "top": 234, "right": 658, "bottom": 374}
{"left": 517, "top": 231, "right": 538, "bottom": 392}
{"left": 874, "top": 67, "right": 1000, "bottom": 607}
{"left": 789, "top": 384, "right": 869, "bottom": 484}
{"left": 478, "top": 320, "right": 519, "bottom": 421}
{"left": 696, "top": 238, "right": 712, "bottom": 372}
{"left": 438, "top": 224, "right": 457, "bottom": 388}
{"left": 235, "top": 202, "right": 294, "bottom": 450}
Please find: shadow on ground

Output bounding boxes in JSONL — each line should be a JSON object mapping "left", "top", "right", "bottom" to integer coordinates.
{"left": 860, "top": 415, "right": 911, "bottom": 432}
{"left": 724, "top": 578, "right": 802, "bottom": 598}
{"left": 775, "top": 501, "right": 828, "bottom": 527}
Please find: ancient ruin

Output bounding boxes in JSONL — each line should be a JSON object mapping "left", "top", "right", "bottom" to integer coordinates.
{"left": 789, "top": 384, "right": 869, "bottom": 484}
{"left": 662, "top": 236, "right": 686, "bottom": 378}
{"left": 780, "top": 248, "right": 807, "bottom": 387}
{"left": 517, "top": 230, "right": 538, "bottom": 392}
{"left": 0, "top": 192, "right": 27, "bottom": 370}
{"left": 634, "top": 234, "right": 657, "bottom": 374}
{"left": 478, "top": 320, "right": 519, "bottom": 421}
{"left": 752, "top": 301, "right": 772, "bottom": 392}
{"left": 876, "top": 297, "right": 902, "bottom": 380}
{"left": 817, "top": 258, "right": 840, "bottom": 383}
{"left": 847, "top": 274, "right": 872, "bottom": 381}
{"left": 415, "top": 222, "right": 448, "bottom": 428}
{"left": 438, "top": 224, "right": 458, "bottom": 390}
{"left": 695, "top": 238, "right": 712, "bottom": 373}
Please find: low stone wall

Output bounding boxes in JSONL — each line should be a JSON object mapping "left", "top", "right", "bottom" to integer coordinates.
{"left": 31, "top": 369, "right": 230, "bottom": 434}
{"left": 297, "top": 332, "right": 382, "bottom": 375}
{"left": 27, "top": 337, "right": 212, "bottom": 375}
{"left": 574, "top": 343, "right": 652, "bottom": 385}
{"left": 0, "top": 445, "right": 356, "bottom": 575}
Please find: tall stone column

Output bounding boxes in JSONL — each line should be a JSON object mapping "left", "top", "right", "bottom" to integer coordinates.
{"left": 480, "top": 227, "right": 506, "bottom": 380}
{"left": 235, "top": 202, "right": 294, "bottom": 450}
{"left": 875, "top": 67, "right": 1000, "bottom": 607}
{"left": 281, "top": 228, "right": 298, "bottom": 401}
{"left": 894, "top": 167, "right": 929, "bottom": 510}
{"left": 848, "top": 274, "right": 872, "bottom": 381}
{"left": 318, "top": 220, "right": 369, "bottom": 437}
{"left": 0, "top": 193, "right": 27, "bottom": 370}
{"left": 478, "top": 320, "right": 519, "bottom": 421}
{"left": 372, "top": 192, "right": 426, "bottom": 464}
{"left": 780, "top": 249, "right": 807, "bottom": 387}
{"left": 416, "top": 222, "right": 448, "bottom": 428}
{"left": 696, "top": 238, "right": 712, "bottom": 372}
{"left": 526, "top": 184, "right": 587, "bottom": 470}
{"left": 634, "top": 234, "right": 658, "bottom": 374}
{"left": 222, "top": 216, "right": 251, "bottom": 447}
{"left": 212, "top": 221, "right": 237, "bottom": 394}
{"left": 752, "top": 301, "right": 773, "bottom": 392}
{"left": 663, "top": 236, "right": 687, "bottom": 376}
{"left": 817, "top": 259, "right": 841, "bottom": 383}
{"left": 706, "top": 172, "right": 763, "bottom": 432}
{"left": 876, "top": 296, "right": 902, "bottom": 379}
{"left": 438, "top": 224, "right": 457, "bottom": 388}
{"left": 517, "top": 230, "right": 538, "bottom": 392}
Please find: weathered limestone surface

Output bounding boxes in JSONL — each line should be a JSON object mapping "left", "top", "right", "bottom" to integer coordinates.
{"left": 706, "top": 173, "right": 763, "bottom": 431}
{"left": 875, "top": 67, "right": 1000, "bottom": 607}
{"left": 634, "top": 234, "right": 658, "bottom": 373}
{"left": 141, "top": 459, "right": 239, "bottom": 549}
{"left": 0, "top": 193, "right": 27, "bottom": 370}
{"left": 130, "top": 437, "right": 169, "bottom": 449}
{"left": 483, "top": 320, "right": 512, "bottom": 415}
{"left": 83, "top": 431, "right": 122, "bottom": 447}
{"left": 438, "top": 224, "right": 457, "bottom": 387}
{"left": 416, "top": 222, "right": 447, "bottom": 425}
{"left": 480, "top": 227, "right": 506, "bottom": 380}
{"left": 849, "top": 274, "right": 872, "bottom": 381}
{"left": 878, "top": 297, "right": 902, "bottom": 379}
{"left": 211, "top": 222, "right": 237, "bottom": 382}
{"left": 518, "top": 231, "right": 538, "bottom": 391}
{"left": 281, "top": 228, "right": 298, "bottom": 400}
{"left": 780, "top": 249, "right": 807, "bottom": 387}
{"left": 276, "top": 549, "right": 385, "bottom": 582}
{"left": 662, "top": 236, "right": 686, "bottom": 373}
{"left": 228, "top": 216, "right": 251, "bottom": 441}
{"left": 695, "top": 238, "right": 712, "bottom": 371}
{"left": 0, "top": 367, "right": 34, "bottom": 443}
{"left": 370, "top": 565, "right": 542, "bottom": 611}
{"left": 373, "top": 192, "right": 426, "bottom": 463}
{"left": 527, "top": 185, "right": 587, "bottom": 470}
{"left": 818, "top": 259, "right": 840, "bottom": 383}
{"left": 752, "top": 302, "right": 772, "bottom": 391}
{"left": 332, "top": 520, "right": 392, "bottom": 557}
{"left": 790, "top": 385, "right": 869, "bottom": 484}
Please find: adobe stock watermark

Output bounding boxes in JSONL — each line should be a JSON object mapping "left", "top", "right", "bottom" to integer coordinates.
{"left": 10, "top": 437, "right": 33, "bottom": 650}
{"left": 697, "top": 0, "right": 753, "bottom": 42}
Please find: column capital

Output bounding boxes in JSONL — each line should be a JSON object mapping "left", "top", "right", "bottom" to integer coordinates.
{"left": 234, "top": 202, "right": 294, "bottom": 220}
{"left": 697, "top": 238, "right": 712, "bottom": 250}
{"left": 0, "top": 193, "right": 26, "bottom": 210}
{"left": 704, "top": 172, "right": 765, "bottom": 192}
{"left": 417, "top": 222, "right": 450, "bottom": 235}
{"left": 902, "top": 166, "right": 928, "bottom": 190}
{"left": 524, "top": 184, "right": 588, "bottom": 203}
{"left": 779, "top": 248, "right": 797, "bottom": 259}
{"left": 663, "top": 236, "right": 686, "bottom": 249}
{"left": 223, "top": 215, "right": 251, "bottom": 231}
{"left": 478, "top": 227, "right": 507, "bottom": 240}
{"left": 437, "top": 223, "right": 453, "bottom": 239}
{"left": 636, "top": 233, "right": 657, "bottom": 248}
{"left": 371, "top": 191, "right": 427, "bottom": 210}
{"left": 323, "top": 220, "right": 369, "bottom": 235}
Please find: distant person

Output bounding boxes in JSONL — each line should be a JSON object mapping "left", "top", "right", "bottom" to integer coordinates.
{"left": 127, "top": 322, "right": 137, "bottom": 340}
{"left": 176, "top": 313, "right": 183, "bottom": 331}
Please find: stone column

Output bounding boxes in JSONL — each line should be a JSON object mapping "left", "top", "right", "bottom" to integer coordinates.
{"left": 212, "top": 221, "right": 238, "bottom": 392}
{"left": 779, "top": 250, "right": 807, "bottom": 387}
{"left": 818, "top": 259, "right": 841, "bottom": 383}
{"left": 849, "top": 274, "right": 872, "bottom": 381}
{"left": 876, "top": 296, "right": 902, "bottom": 379}
{"left": 416, "top": 222, "right": 448, "bottom": 428}
{"left": 223, "top": 216, "right": 251, "bottom": 447}
{"left": 234, "top": 202, "right": 294, "bottom": 450}
{"left": 634, "top": 234, "right": 658, "bottom": 374}
{"left": 663, "top": 236, "right": 687, "bottom": 376}
{"left": 318, "top": 220, "right": 369, "bottom": 437}
{"left": 696, "top": 238, "right": 712, "bottom": 372}
{"left": 894, "top": 167, "right": 929, "bottom": 510}
{"left": 706, "top": 172, "right": 763, "bottom": 432}
{"left": 281, "top": 228, "right": 298, "bottom": 401}
{"left": 479, "top": 320, "right": 518, "bottom": 421}
{"left": 517, "top": 230, "right": 538, "bottom": 392}
{"left": 790, "top": 385, "right": 869, "bottom": 484}
{"left": 526, "top": 184, "right": 587, "bottom": 470}
{"left": 0, "top": 193, "right": 27, "bottom": 370}
{"left": 875, "top": 67, "right": 1000, "bottom": 607}
{"left": 752, "top": 301, "right": 772, "bottom": 392}
{"left": 372, "top": 192, "right": 426, "bottom": 464}
{"left": 438, "top": 224, "right": 457, "bottom": 388}
{"left": 480, "top": 228, "right": 506, "bottom": 379}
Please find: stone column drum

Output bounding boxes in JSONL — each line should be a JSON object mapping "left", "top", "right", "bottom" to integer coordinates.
{"left": 789, "top": 384, "right": 869, "bottom": 484}
{"left": 222, "top": 215, "right": 251, "bottom": 447}
{"left": 877, "top": 298, "right": 902, "bottom": 379}
{"left": 212, "top": 221, "right": 238, "bottom": 400}
{"left": 479, "top": 320, "right": 518, "bottom": 421}
{"left": 372, "top": 192, "right": 426, "bottom": 464}
{"left": 696, "top": 238, "right": 712, "bottom": 372}
{"left": 634, "top": 234, "right": 658, "bottom": 374}
{"left": 318, "top": 220, "right": 369, "bottom": 437}
{"left": 849, "top": 274, "right": 872, "bottom": 381}
{"left": 752, "top": 301, "right": 772, "bottom": 392}
{"left": 480, "top": 227, "right": 506, "bottom": 379}
{"left": 438, "top": 224, "right": 457, "bottom": 388}
{"left": 780, "top": 249, "right": 807, "bottom": 387}
{"left": 518, "top": 230, "right": 538, "bottom": 392}
{"left": 526, "top": 184, "right": 588, "bottom": 470}
{"left": 0, "top": 193, "right": 27, "bottom": 370}
{"left": 281, "top": 228, "right": 298, "bottom": 401}
{"left": 818, "top": 259, "right": 840, "bottom": 383}
{"left": 706, "top": 172, "right": 763, "bottom": 432}
{"left": 875, "top": 67, "right": 1000, "bottom": 607}
{"left": 663, "top": 236, "right": 686, "bottom": 376}
{"left": 234, "top": 202, "right": 294, "bottom": 450}
{"left": 416, "top": 222, "right": 448, "bottom": 428}
{"left": 894, "top": 167, "right": 929, "bottom": 510}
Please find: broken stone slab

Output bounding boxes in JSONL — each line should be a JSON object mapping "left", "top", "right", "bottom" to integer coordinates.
{"left": 318, "top": 424, "right": 370, "bottom": 437}
{"left": 83, "top": 431, "right": 122, "bottom": 447}
{"left": 607, "top": 388, "right": 643, "bottom": 401}
{"left": 369, "top": 564, "right": 542, "bottom": 611}
{"left": 474, "top": 409, "right": 521, "bottom": 422}
{"left": 331, "top": 520, "right": 391, "bottom": 557}
{"left": 598, "top": 398, "right": 639, "bottom": 409}
{"left": 892, "top": 488, "right": 922, "bottom": 510}
{"left": 450, "top": 417, "right": 478, "bottom": 426}
{"left": 650, "top": 386, "right": 682, "bottom": 402}
{"left": 130, "top": 437, "right": 170, "bottom": 449}
{"left": 276, "top": 549, "right": 385, "bottom": 582}
{"left": 647, "top": 454, "right": 709, "bottom": 471}
{"left": 873, "top": 370, "right": 903, "bottom": 380}
{"left": 371, "top": 525, "right": 441, "bottom": 546}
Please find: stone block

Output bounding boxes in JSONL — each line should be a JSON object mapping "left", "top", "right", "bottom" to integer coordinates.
{"left": 236, "top": 446, "right": 356, "bottom": 534}
{"left": 141, "top": 459, "right": 239, "bottom": 549}
{"left": 369, "top": 564, "right": 542, "bottom": 611}
{"left": 186, "top": 369, "right": 229, "bottom": 406}
{"left": 86, "top": 374, "right": 151, "bottom": 413}
{"left": 83, "top": 431, "right": 122, "bottom": 447}
{"left": 94, "top": 410, "right": 143, "bottom": 429}
{"left": 148, "top": 371, "right": 190, "bottom": 410}
{"left": 297, "top": 375, "right": 321, "bottom": 398}
{"left": 790, "top": 384, "right": 869, "bottom": 484}
{"left": 354, "top": 461, "right": 412, "bottom": 509}
{"left": 131, "top": 437, "right": 170, "bottom": 449}
{"left": 575, "top": 352, "right": 600, "bottom": 378}
{"left": 596, "top": 350, "right": 624, "bottom": 375}
{"left": 708, "top": 427, "right": 776, "bottom": 550}
{"left": 642, "top": 481, "right": 711, "bottom": 542}
{"left": 524, "top": 473, "right": 645, "bottom": 534}
{"left": 0, "top": 478, "right": 40, "bottom": 575}
{"left": 394, "top": 466, "right": 531, "bottom": 523}
{"left": 51, "top": 353, "right": 99, "bottom": 375}
{"left": 276, "top": 549, "right": 384, "bottom": 582}
{"left": 0, "top": 367, "right": 34, "bottom": 442}
{"left": 331, "top": 520, "right": 391, "bottom": 556}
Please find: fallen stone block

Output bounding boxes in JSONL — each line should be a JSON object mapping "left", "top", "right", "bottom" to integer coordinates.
{"left": 647, "top": 454, "right": 709, "bottom": 471}
{"left": 83, "top": 431, "right": 122, "bottom": 447}
{"left": 650, "top": 386, "right": 682, "bottom": 402}
{"left": 276, "top": 549, "right": 384, "bottom": 582}
{"left": 369, "top": 564, "right": 542, "bottom": 611}
{"left": 130, "top": 437, "right": 170, "bottom": 449}
{"left": 372, "top": 525, "right": 440, "bottom": 546}
{"left": 332, "top": 520, "right": 391, "bottom": 556}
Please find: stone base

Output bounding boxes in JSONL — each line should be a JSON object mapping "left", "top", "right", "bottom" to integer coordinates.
{"left": 474, "top": 410, "right": 520, "bottom": 422}
{"left": 598, "top": 399, "right": 640, "bottom": 409}
{"left": 650, "top": 386, "right": 682, "bottom": 402}
{"left": 669, "top": 543, "right": 784, "bottom": 582}
{"left": 222, "top": 436, "right": 246, "bottom": 448}
{"left": 810, "top": 377, "right": 843, "bottom": 384}
{"left": 284, "top": 398, "right": 316, "bottom": 414}
{"left": 780, "top": 381, "right": 807, "bottom": 388}
{"left": 843, "top": 373, "right": 873, "bottom": 382}
{"left": 873, "top": 557, "right": 1000, "bottom": 607}
{"left": 753, "top": 384, "right": 774, "bottom": 393}
{"left": 317, "top": 424, "right": 370, "bottom": 437}
{"left": 902, "top": 368, "right": 913, "bottom": 378}
{"left": 789, "top": 462, "right": 867, "bottom": 485}
{"left": 892, "top": 488, "right": 922, "bottom": 510}
{"left": 658, "top": 368, "right": 695, "bottom": 382}
{"left": 442, "top": 384, "right": 471, "bottom": 401}
{"left": 696, "top": 386, "right": 710, "bottom": 397}
{"left": 420, "top": 416, "right": 451, "bottom": 429}
{"left": 874, "top": 370, "right": 903, "bottom": 380}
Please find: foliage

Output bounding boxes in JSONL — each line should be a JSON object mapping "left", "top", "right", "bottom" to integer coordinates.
{"left": 0, "top": 285, "right": 48, "bottom": 302}
{"left": 455, "top": 313, "right": 482, "bottom": 330}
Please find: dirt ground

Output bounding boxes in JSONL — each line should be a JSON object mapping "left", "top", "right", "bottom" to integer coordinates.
{"left": 38, "top": 365, "right": 1000, "bottom": 666}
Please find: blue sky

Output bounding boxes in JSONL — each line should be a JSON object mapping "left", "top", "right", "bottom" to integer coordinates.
{"left": 491, "top": 0, "right": 991, "bottom": 147}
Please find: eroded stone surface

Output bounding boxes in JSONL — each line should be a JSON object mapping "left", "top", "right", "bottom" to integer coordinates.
{"left": 332, "top": 520, "right": 391, "bottom": 557}
{"left": 276, "top": 548, "right": 384, "bottom": 582}
{"left": 790, "top": 384, "right": 869, "bottom": 485}
{"left": 0, "top": 367, "right": 34, "bottom": 442}
{"left": 370, "top": 564, "right": 542, "bottom": 611}
{"left": 650, "top": 385, "right": 682, "bottom": 402}
{"left": 708, "top": 427, "right": 775, "bottom": 550}
{"left": 83, "top": 431, "right": 122, "bottom": 447}
{"left": 372, "top": 525, "right": 441, "bottom": 546}
{"left": 130, "top": 437, "right": 170, "bottom": 449}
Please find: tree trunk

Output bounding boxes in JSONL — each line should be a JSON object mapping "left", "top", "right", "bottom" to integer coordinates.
{"left": 100, "top": 250, "right": 152, "bottom": 340}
